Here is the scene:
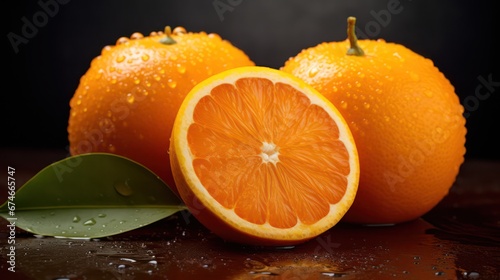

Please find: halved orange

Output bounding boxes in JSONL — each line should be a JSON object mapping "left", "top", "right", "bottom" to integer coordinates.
{"left": 169, "top": 66, "right": 359, "bottom": 246}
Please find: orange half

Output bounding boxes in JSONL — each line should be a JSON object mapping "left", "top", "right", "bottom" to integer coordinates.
{"left": 170, "top": 66, "right": 359, "bottom": 246}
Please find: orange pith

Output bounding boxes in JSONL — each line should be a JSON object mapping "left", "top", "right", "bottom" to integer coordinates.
{"left": 67, "top": 27, "right": 254, "bottom": 194}
{"left": 170, "top": 66, "right": 359, "bottom": 245}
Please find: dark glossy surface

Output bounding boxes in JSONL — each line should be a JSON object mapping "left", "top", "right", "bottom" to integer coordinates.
{"left": 1, "top": 149, "right": 499, "bottom": 280}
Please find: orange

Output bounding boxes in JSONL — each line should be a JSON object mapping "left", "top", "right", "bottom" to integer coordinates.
{"left": 169, "top": 66, "right": 359, "bottom": 246}
{"left": 67, "top": 26, "right": 254, "bottom": 193}
{"left": 281, "top": 17, "right": 466, "bottom": 224}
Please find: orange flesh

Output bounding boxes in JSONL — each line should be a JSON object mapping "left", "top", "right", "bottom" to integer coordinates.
{"left": 187, "top": 78, "right": 350, "bottom": 229}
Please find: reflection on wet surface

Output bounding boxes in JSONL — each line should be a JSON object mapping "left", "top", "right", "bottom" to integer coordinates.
{"left": 0, "top": 158, "right": 499, "bottom": 279}
{"left": 1, "top": 209, "right": 498, "bottom": 279}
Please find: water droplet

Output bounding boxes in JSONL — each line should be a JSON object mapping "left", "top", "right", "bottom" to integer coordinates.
{"left": 140, "top": 54, "right": 150, "bottom": 62}
{"left": 167, "top": 79, "right": 177, "bottom": 89}
{"left": 322, "top": 272, "right": 348, "bottom": 277}
{"left": 173, "top": 26, "right": 187, "bottom": 35}
{"left": 340, "top": 100, "right": 347, "bottom": 109}
{"left": 349, "top": 121, "right": 359, "bottom": 132}
{"left": 177, "top": 64, "right": 186, "bottom": 74}
{"left": 130, "top": 32, "right": 144, "bottom": 40}
{"left": 126, "top": 93, "right": 135, "bottom": 104}
{"left": 108, "top": 144, "right": 116, "bottom": 153}
{"left": 98, "top": 213, "right": 107, "bottom": 218}
{"left": 393, "top": 52, "right": 405, "bottom": 62}
{"left": 308, "top": 67, "right": 318, "bottom": 78}
{"left": 244, "top": 258, "right": 267, "bottom": 271}
{"left": 114, "top": 180, "right": 133, "bottom": 196}
{"left": 73, "top": 216, "right": 81, "bottom": 223}
{"left": 363, "top": 102, "right": 370, "bottom": 109}
{"left": 119, "top": 257, "right": 136, "bottom": 263}
{"left": 117, "top": 264, "right": 129, "bottom": 269}
{"left": 116, "top": 55, "right": 125, "bottom": 63}
{"left": 462, "top": 271, "right": 480, "bottom": 278}
{"left": 116, "top": 37, "right": 129, "bottom": 45}
{"left": 101, "top": 46, "right": 112, "bottom": 56}
{"left": 332, "top": 86, "right": 338, "bottom": 92}
{"left": 170, "top": 54, "right": 178, "bottom": 61}
{"left": 276, "top": 245, "right": 295, "bottom": 250}
{"left": 435, "top": 271, "right": 445, "bottom": 276}
{"left": 55, "top": 225, "right": 60, "bottom": 229}
{"left": 68, "top": 226, "right": 74, "bottom": 230}
{"left": 83, "top": 218, "right": 96, "bottom": 226}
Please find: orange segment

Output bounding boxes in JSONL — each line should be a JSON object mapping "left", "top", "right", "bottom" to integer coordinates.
{"left": 170, "top": 66, "right": 359, "bottom": 246}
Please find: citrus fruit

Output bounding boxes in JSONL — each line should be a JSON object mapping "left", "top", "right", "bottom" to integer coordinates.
{"left": 169, "top": 66, "right": 359, "bottom": 246}
{"left": 67, "top": 26, "right": 254, "bottom": 193}
{"left": 281, "top": 17, "right": 467, "bottom": 224}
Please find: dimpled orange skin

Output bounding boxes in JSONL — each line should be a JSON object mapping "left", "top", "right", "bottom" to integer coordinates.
{"left": 281, "top": 38, "right": 467, "bottom": 224}
{"left": 67, "top": 27, "right": 255, "bottom": 193}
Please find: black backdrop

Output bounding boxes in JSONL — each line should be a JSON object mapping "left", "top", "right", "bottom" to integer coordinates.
{"left": 3, "top": 0, "right": 499, "bottom": 160}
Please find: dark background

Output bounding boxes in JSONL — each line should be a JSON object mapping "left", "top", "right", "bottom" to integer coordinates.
{"left": 3, "top": 0, "right": 499, "bottom": 160}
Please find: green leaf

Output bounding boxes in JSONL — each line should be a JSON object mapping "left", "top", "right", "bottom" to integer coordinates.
{"left": 0, "top": 153, "right": 187, "bottom": 239}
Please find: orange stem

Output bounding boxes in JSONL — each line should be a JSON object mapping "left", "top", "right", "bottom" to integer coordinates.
{"left": 346, "top": 17, "right": 365, "bottom": 56}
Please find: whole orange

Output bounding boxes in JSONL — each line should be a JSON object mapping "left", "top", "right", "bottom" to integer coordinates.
{"left": 67, "top": 26, "right": 254, "bottom": 193}
{"left": 281, "top": 17, "right": 466, "bottom": 224}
